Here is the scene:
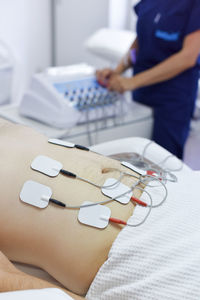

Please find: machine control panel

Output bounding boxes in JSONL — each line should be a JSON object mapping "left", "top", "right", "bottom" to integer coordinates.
{"left": 54, "top": 77, "right": 118, "bottom": 111}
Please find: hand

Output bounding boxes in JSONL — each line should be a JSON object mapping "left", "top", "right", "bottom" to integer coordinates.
{"left": 107, "top": 75, "right": 135, "bottom": 93}
{"left": 96, "top": 68, "right": 116, "bottom": 87}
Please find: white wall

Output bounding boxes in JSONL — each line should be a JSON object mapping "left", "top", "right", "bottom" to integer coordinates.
{"left": 109, "top": 0, "right": 138, "bottom": 31}
{"left": 0, "top": 0, "right": 51, "bottom": 103}
{"left": 54, "top": 0, "right": 109, "bottom": 67}
{"left": 108, "top": 0, "right": 130, "bottom": 30}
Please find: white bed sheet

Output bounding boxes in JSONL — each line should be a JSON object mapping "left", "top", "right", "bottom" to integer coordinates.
{"left": 0, "top": 289, "right": 73, "bottom": 300}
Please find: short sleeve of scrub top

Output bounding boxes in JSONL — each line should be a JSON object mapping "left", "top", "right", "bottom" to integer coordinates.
{"left": 185, "top": 0, "right": 200, "bottom": 35}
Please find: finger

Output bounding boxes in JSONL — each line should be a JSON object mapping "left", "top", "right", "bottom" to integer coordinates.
{"left": 107, "top": 80, "right": 118, "bottom": 92}
{"left": 107, "top": 81, "right": 114, "bottom": 91}
{"left": 104, "top": 69, "right": 113, "bottom": 79}
{"left": 99, "top": 69, "right": 113, "bottom": 82}
{"left": 96, "top": 70, "right": 103, "bottom": 81}
{"left": 111, "top": 82, "right": 123, "bottom": 93}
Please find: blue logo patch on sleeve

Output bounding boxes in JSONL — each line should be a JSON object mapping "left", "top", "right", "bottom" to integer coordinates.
{"left": 155, "top": 30, "right": 180, "bottom": 41}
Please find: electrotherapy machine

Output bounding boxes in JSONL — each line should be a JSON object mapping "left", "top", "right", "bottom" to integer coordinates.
{"left": 19, "top": 64, "right": 125, "bottom": 129}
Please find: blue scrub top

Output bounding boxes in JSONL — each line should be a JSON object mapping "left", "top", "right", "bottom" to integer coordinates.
{"left": 133, "top": 0, "right": 200, "bottom": 106}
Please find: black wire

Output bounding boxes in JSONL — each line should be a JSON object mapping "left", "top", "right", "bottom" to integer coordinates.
{"left": 75, "top": 144, "right": 90, "bottom": 151}
{"left": 60, "top": 169, "right": 77, "bottom": 178}
{"left": 49, "top": 198, "right": 66, "bottom": 208}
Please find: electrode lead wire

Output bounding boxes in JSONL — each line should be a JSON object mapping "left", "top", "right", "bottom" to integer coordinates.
{"left": 142, "top": 141, "right": 183, "bottom": 172}
{"left": 123, "top": 171, "right": 168, "bottom": 208}
{"left": 63, "top": 181, "right": 140, "bottom": 209}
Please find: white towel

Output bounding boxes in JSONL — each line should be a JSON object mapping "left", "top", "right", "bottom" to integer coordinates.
{"left": 87, "top": 168, "right": 200, "bottom": 300}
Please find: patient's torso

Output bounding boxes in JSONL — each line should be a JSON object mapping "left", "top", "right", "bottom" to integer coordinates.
{"left": 0, "top": 120, "right": 139, "bottom": 295}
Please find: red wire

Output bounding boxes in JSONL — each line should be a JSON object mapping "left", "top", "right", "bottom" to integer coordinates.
{"left": 147, "top": 170, "right": 162, "bottom": 181}
{"left": 131, "top": 196, "right": 147, "bottom": 207}
{"left": 109, "top": 217, "right": 127, "bottom": 225}
{"left": 147, "top": 170, "right": 155, "bottom": 176}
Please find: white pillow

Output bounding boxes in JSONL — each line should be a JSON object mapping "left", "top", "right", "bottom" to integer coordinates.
{"left": 85, "top": 28, "right": 136, "bottom": 63}
{"left": 91, "top": 137, "right": 190, "bottom": 172}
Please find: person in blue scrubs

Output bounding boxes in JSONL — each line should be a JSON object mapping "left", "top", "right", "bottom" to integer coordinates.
{"left": 96, "top": 0, "right": 200, "bottom": 159}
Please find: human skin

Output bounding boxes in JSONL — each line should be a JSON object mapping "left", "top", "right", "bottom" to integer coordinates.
{"left": 0, "top": 251, "right": 84, "bottom": 299}
{"left": 0, "top": 118, "right": 140, "bottom": 296}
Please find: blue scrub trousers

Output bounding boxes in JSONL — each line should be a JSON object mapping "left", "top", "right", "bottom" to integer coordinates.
{"left": 153, "top": 111, "right": 190, "bottom": 160}
{"left": 151, "top": 95, "right": 195, "bottom": 159}
{"left": 134, "top": 89, "right": 196, "bottom": 159}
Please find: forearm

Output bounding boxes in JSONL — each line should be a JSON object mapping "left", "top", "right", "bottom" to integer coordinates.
{"left": 0, "top": 270, "right": 52, "bottom": 292}
{"left": 132, "top": 49, "right": 195, "bottom": 90}
{"left": 107, "top": 30, "right": 200, "bottom": 93}
{"left": 115, "top": 38, "right": 138, "bottom": 74}
{"left": 0, "top": 270, "right": 84, "bottom": 299}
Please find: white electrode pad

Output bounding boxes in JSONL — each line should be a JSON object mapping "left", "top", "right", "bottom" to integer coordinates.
{"left": 122, "top": 161, "right": 146, "bottom": 176}
{"left": 78, "top": 201, "right": 111, "bottom": 229}
{"left": 102, "top": 178, "right": 132, "bottom": 204}
{"left": 48, "top": 139, "right": 75, "bottom": 148}
{"left": 20, "top": 180, "right": 52, "bottom": 208}
{"left": 31, "top": 155, "right": 63, "bottom": 177}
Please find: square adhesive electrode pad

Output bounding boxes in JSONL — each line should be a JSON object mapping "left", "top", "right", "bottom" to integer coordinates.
{"left": 20, "top": 180, "right": 52, "bottom": 208}
{"left": 121, "top": 161, "right": 146, "bottom": 176}
{"left": 78, "top": 202, "right": 111, "bottom": 229}
{"left": 102, "top": 178, "right": 132, "bottom": 204}
{"left": 48, "top": 139, "right": 75, "bottom": 148}
{"left": 31, "top": 155, "right": 63, "bottom": 177}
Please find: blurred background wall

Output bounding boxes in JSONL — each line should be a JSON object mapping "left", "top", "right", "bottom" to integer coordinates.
{"left": 0, "top": 0, "right": 51, "bottom": 103}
